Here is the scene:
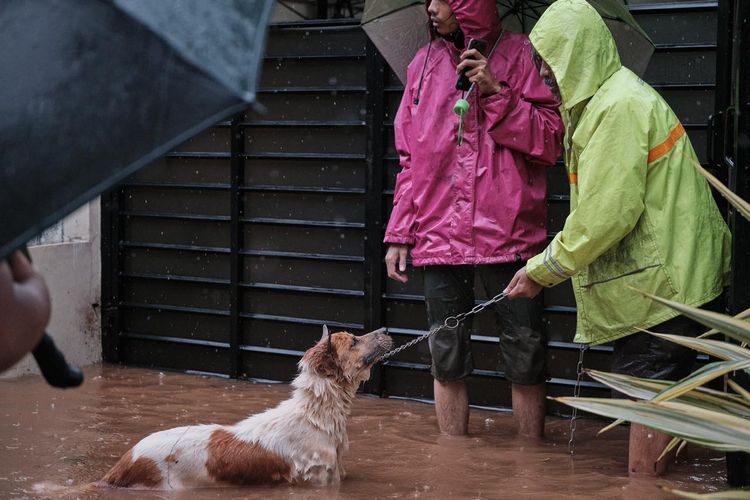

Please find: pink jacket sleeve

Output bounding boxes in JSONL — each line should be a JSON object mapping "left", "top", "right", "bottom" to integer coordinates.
{"left": 384, "top": 82, "right": 417, "bottom": 245}
{"left": 481, "top": 43, "right": 564, "bottom": 166}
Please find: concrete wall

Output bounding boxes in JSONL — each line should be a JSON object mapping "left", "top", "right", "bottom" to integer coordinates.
{"left": 1, "top": 200, "right": 102, "bottom": 379}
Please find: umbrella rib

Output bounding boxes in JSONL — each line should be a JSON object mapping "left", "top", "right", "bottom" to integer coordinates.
{"left": 526, "top": 1, "right": 547, "bottom": 19}
{"left": 276, "top": 0, "right": 311, "bottom": 21}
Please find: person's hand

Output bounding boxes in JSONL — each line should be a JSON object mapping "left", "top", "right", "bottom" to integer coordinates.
{"left": 0, "top": 252, "right": 51, "bottom": 371}
{"left": 385, "top": 244, "right": 410, "bottom": 283}
{"left": 504, "top": 266, "right": 543, "bottom": 299}
{"left": 456, "top": 48, "right": 504, "bottom": 96}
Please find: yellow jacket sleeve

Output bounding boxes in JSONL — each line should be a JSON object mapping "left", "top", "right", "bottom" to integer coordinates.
{"left": 527, "top": 98, "right": 649, "bottom": 287}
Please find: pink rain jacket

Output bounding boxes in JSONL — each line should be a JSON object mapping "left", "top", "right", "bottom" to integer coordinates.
{"left": 384, "top": 0, "right": 564, "bottom": 266}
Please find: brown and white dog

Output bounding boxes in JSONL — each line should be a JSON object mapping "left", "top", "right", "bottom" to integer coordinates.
{"left": 100, "top": 326, "right": 392, "bottom": 490}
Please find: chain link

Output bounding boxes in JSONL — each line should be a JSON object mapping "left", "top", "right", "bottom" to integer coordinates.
{"left": 378, "top": 291, "right": 508, "bottom": 361}
{"left": 568, "top": 343, "right": 588, "bottom": 456}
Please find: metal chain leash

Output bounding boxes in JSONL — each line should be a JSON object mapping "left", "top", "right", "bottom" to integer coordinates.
{"left": 378, "top": 291, "right": 508, "bottom": 361}
{"left": 377, "top": 288, "right": 588, "bottom": 456}
{"left": 568, "top": 342, "right": 588, "bottom": 456}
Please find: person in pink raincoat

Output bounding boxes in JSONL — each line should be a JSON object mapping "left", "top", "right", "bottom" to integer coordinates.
{"left": 384, "top": 0, "right": 564, "bottom": 437}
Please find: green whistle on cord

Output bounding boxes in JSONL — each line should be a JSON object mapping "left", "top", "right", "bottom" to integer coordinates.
{"left": 453, "top": 98, "right": 469, "bottom": 146}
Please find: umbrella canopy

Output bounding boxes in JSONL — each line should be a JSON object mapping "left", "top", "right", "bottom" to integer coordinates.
{"left": 362, "top": 0, "right": 430, "bottom": 84}
{"left": 0, "top": 0, "right": 273, "bottom": 260}
{"left": 361, "top": 0, "right": 653, "bottom": 84}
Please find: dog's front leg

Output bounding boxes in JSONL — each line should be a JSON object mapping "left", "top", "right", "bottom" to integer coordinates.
{"left": 336, "top": 452, "right": 346, "bottom": 479}
{"left": 303, "top": 463, "right": 340, "bottom": 486}
{"left": 336, "top": 439, "right": 348, "bottom": 479}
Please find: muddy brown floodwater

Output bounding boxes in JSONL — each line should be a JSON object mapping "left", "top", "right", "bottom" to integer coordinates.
{"left": 0, "top": 365, "right": 727, "bottom": 499}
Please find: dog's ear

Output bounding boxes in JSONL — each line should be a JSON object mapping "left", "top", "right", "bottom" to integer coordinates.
{"left": 302, "top": 338, "right": 343, "bottom": 381}
{"left": 321, "top": 324, "right": 333, "bottom": 353}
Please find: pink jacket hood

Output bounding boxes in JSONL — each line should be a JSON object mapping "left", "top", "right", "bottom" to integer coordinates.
{"left": 434, "top": 0, "right": 502, "bottom": 46}
{"left": 384, "top": 11, "right": 564, "bottom": 266}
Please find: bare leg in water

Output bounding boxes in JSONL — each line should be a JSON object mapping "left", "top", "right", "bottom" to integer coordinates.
{"left": 512, "top": 383, "right": 546, "bottom": 439}
{"left": 629, "top": 424, "right": 675, "bottom": 476}
{"left": 434, "top": 378, "right": 469, "bottom": 435}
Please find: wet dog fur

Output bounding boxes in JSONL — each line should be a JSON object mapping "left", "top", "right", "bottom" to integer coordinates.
{"left": 100, "top": 326, "right": 392, "bottom": 490}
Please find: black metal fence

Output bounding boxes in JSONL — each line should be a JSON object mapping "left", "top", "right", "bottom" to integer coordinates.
{"left": 102, "top": 1, "right": 723, "bottom": 414}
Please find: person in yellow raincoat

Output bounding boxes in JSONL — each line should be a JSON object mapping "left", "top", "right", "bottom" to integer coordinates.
{"left": 504, "top": 0, "right": 732, "bottom": 476}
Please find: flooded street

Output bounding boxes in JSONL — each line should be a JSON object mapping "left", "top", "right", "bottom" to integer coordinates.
{"left": 1, "top": 365, "right": 726, "bottom": 499}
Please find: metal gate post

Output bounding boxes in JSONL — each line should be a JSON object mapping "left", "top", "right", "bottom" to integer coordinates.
{"left": 723, "top": 0, "right": 750, "bottom": 488}
{"left": 710, "top": 0, "right": 733, "bottom": 173}
{"left": 726, "top": 0, "right": 750, "bottom": 310}
{"left": 100, "top": 188, "right": 122, "bottom": 363}
{"left": 229, "top": 113, "right": 246, "bottom": 378}
{"left": 363, "top": 39, "right": 387, "bottom": 396}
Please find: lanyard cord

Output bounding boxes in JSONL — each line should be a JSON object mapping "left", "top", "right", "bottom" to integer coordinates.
{"left": 413, "top": 40, "right": 433, "bottom": 105}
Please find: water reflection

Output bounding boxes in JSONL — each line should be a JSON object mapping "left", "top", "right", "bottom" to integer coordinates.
{"left": 0, "top": 365, "right": 725, "bottom": 499}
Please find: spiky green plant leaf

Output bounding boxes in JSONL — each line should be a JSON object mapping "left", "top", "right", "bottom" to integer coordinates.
{"left": 647, "top": 333, "right": 750, "bottom": 362}
{"left": 588, "top": 360, "right": 750, "bottom": 433}
{"left": 651, "top": 359, "right": 750, "bottom": 401}
{"left": 627, "top": 288, "right": 750, "bottom": 345}
{"left": 584, "top": 370, "right": 750, "bottom": 418}
{"left": 691, "top": 159, "right": 750, "bottom": 222}
{"left": 554, "top": 398, "right": 750, "bottom": 453}
{"left": 700, "top": 306, "right": 750, "bottom": 339}
{"left": 728, "top": 379, "right": 750, "bottom": 402}
{"left": 656, "top": 436, "right": 684, "bottom": 462}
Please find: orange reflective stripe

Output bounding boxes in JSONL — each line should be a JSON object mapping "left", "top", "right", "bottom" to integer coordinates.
{"left": 648, "top": 123, "right": 685, "bottom": 164}
{"left": 568, "top": 172, "right": 578, "bottom": 184}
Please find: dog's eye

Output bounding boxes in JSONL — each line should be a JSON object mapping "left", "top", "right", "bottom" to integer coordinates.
{"left": 350, "top": 337, "right": 358, "bottom": 348}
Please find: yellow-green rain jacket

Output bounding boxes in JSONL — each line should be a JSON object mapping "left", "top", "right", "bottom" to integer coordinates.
{"left": 526, "top": 0, "right": 731, "bottom": 345}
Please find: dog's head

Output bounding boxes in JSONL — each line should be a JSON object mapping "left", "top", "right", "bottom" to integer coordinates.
{"left": 300, "top": 326, "right": 393, "bottom": 386}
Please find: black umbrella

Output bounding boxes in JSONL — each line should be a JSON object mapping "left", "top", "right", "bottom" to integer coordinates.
{"left": 0, "top": 0, "right": 273, "bottom": 387}
{"left": 0, "top": 0, "right": 273, "bottom": 260}
{"left": 497, "top": 0, "right": 653, "bottom": 77}
{"left": 362, "top": 0, "right": 653, "bottom": 83}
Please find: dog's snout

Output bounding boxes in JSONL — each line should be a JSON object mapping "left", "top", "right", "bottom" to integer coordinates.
{"left": 364, "top": 328, "right": 393, "bottom": 350}
{"left": 376, "top": 332, "right": 393, "bottom": 351}
{"left": 359, "top": 329, "right": 393, "bottom": 367}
